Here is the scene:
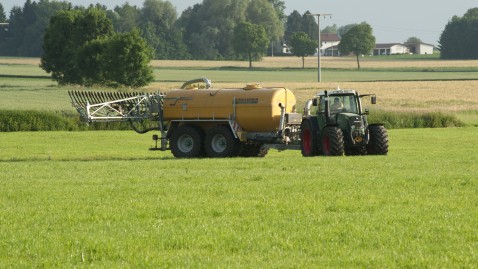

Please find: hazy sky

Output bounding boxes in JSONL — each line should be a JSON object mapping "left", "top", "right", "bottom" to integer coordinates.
{"left": 2, "top": 0, "right": 477, "bottom": 45}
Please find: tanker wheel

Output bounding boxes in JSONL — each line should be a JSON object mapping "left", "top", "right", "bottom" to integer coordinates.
{"left": 321, "top": 126, "right": 345, "bottom": 156}
{"left": 300, "top": 120, "right": 319, "bottom": 157}
{"left": 366, "top": 125, "right": 389, "bottom": 155}
{"left": 205, "top": 126, "right": 241, "bottom": 158}
{"left": 170, "top": 125, "right": 203, "bottom": 158}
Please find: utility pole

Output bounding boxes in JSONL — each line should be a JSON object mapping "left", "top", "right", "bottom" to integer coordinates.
{"left": 307, "top": 13, "right": 332, "bottom": 82}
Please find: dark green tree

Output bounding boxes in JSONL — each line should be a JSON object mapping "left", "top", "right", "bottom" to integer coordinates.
{"left": 0, "top": 3, "right": 8, "bottom": 50}
{"left": 246, "top": 0, "right": 283, "bottom": 41}
{"left": 245, "top": 0, "right": 283, "bottom": 55}
{"left": 0, "top": 3, "right": 7, "bottom": 22}
{"left": 439, "top": 8, "right": 478, "bottom": 59}
{"left": 76, "top": 37, "right": 106, "bottom": 86}
{"left": 302, "top": 11, "right": 318, "bottom": 40}
{"left": 289, "top": 32, "right": 317, "bottom": 68}
{"left": 42, "top": 7, "right": 153, "bottom": 87}
{"left": 139, "top": 0, "right": 188, "bottom": 59}
{"left": 178, "top": 0, "right": 249, "bottom": 60}
{"left": 232, "top": 22, "right": 268, "bottom": 68}
{"left": 338, "top": 22, "right": 375, "bottom": 69}
{"left": 405, "top": 36, "right": 422, "bottom": 43}
{"left": 284, "top": 10, "right": 303, "bottom": 42}
{"left": 322, "top": 24, "right": 338, "bottom": 34}
{"left": 0, "top": 1, "right": 72, "bottom": 56}
{"left": 338, "top": 23, "right": 358, "bottom": 37}
{"left": 113, "top": 3, "right": 140, "bottom": 32}
{"left": 41, "top": 9, "right": 83, "bottom": 84}
{"left": 99, "top": 30, "right": 154, "bottom": 87}
{"left": 268, "top": 0, "right": 286, "bottom": 22}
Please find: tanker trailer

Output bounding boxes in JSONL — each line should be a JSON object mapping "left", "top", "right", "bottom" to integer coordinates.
{"left": 69, "top": 78, "right": 303, "bottom": 158}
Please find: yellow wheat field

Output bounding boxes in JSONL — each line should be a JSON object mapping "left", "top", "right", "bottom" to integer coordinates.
{"left": 147, "top": 80, "right": 478, "bottom": 114}
{"left": 2, "top": 58, "right": 477, "bottom": 115}
{"left": 151, "top": 56, "right": 478, "bottom": 69}
{"left": 3, "top": 56, "right": 478, "bottom": 69}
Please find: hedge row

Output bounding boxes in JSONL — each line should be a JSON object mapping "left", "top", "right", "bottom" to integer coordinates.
{"left": 367, "top": 111, "right": 465, "bottom": 129}
{"left": 0, "top": 110, "right": 132, "bottom": 132}
{"left": 0, "top": 109, "right": 466, "bottom": 132}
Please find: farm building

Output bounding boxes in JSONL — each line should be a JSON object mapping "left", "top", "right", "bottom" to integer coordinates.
{"left": 320, "top": 33, "right": 341, "bottom": 56}
{"left": 323, "top": 45, "right": 340, "bottom": 56}
{"left": 405, "top": 42, "right": 435, "bottom": 54}
{"left": 373, "top": 43, "right": 409, "bottom": 55}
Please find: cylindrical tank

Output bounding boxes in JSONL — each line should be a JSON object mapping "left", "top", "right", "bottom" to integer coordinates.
{"left": 163, "top": 86, "right": 296, "bottom": 132}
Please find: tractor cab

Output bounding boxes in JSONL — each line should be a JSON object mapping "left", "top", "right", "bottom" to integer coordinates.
{"left": 315, "top": 89, "right": 374, "bottom": 127}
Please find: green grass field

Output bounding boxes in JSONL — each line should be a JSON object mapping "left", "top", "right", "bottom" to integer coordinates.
{"left": 1, "top": 56, "right": 477, "bottom": 267}
{"left": 0, "top": 129, "right": 476, "bottom": 267}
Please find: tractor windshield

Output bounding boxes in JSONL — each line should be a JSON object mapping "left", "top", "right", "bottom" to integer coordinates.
{"left": 320, "top": 94, "right": 359, "bottom": 114}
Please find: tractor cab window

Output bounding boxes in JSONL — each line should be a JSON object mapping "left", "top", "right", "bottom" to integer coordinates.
{"left": 329, "top": 95, "right": 358, "bottom": 114}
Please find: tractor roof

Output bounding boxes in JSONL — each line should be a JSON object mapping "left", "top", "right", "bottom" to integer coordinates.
{"left": 316, "top": 88, "right": 357, "bottom": 97}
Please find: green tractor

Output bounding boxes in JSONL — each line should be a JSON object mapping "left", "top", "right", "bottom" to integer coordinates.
{"left": 300, "top": 89, "right": 389, "bottom": 156}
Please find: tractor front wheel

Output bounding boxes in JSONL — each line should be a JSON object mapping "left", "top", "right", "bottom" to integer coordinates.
{"left": 367, "top": 125, "right": 389, "bottom": 155}
{"left": 321, "top": 127, "right": 344, "bottom": 156}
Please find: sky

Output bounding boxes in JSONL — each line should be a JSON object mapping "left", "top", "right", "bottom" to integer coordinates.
{"left": 2, "top": 0, "right": 477, "bottom": 45}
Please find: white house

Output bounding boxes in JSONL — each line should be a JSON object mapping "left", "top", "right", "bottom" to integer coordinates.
{"left": 320, "top": 33, "right": 341, "bottom": 56}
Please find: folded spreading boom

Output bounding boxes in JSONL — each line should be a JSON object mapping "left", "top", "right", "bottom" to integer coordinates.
{"left": 68, "top": 90, "right": 165, "bottom": 123}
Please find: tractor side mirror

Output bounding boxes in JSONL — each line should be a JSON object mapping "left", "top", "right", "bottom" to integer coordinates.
{"left": 371, "top": 95, "right": 377, "bottom": 104}
{"left": 312, "top": 99, "right": 318, "bottom": 106}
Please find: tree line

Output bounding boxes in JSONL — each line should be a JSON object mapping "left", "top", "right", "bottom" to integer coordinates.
{"left": 1, "top": 1, "right": 477, "bottom": 87}
{"left": 0, "top": 0, "right": 285, "bottom": 60}
{"left": 3, "top": 1, "right": 475, "bottom": 62}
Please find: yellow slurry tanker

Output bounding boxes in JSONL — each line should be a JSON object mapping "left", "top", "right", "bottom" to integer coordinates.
{"left": 69, "top": 78, "right": 388, "bottom": 158}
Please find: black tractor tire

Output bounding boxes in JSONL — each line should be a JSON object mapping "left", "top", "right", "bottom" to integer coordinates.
{"left": 240, "top": 143, "right": 268, "bottom": 158}
{"left": 205, "top": 125, "right": 241, "bottom": 158}
{"left": 170, "top": 125, "right": 203, "bottom": 158}
{"left": 301, "top": 120, "right": 319, "bottom": 157}
{"left": 321, "top": 126, "right": 345, "bottom": 156}
{"left": 367, "top": 125, "right": 389, "bottom": 155}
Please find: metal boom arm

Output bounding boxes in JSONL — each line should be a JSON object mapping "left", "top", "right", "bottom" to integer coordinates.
{"left": 69, "top": 90, "right": 166, "bottom": 133}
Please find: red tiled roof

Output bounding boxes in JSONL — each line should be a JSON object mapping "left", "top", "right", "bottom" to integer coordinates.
{"left": 321, "top": 33, "right": 341, "bottom": 42}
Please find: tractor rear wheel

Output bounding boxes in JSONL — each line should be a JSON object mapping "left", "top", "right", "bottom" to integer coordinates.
{"left": 321, "top": 127, "right": 344, "bottom": 156}
{"left": 367, "top": 125, "right": 389, "bottom": 155}
{"left": 301, "top": 120, "right": 319, "bottom": 157}
{"left": 205, "top": 126, "right": 241, "bottom": 158}
{"left": 170, "top": 125, "right": 203, "bottom": 158}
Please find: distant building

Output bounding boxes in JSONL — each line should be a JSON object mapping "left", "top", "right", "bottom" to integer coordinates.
{"left": 373, "top": 43, "right": 409, "bottom": 55}
{"left": 323, "top": 45, "right": 340, "bottom": 57}
{"left": 320, "top": 33, "right": 341, "bottom": 56}
{"left": 404, "top": 42, "right": 434, "bottom": 54}
{"left": 279, "top": 33, "right": 435, "bottom": 56}
{"left": 281, "top": 33, "right": 341, "bottom": 56}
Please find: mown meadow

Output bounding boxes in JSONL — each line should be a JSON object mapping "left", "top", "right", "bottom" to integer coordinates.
{"left": 0, "top": 129, "right": 477, "bottom": 267}
{"left": 0, "top": 55, "right": 477, "bottom": 267}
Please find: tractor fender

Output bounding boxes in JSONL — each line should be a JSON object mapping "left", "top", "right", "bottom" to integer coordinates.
{"left": 301, "top": 116, "right": 320, "bottom": 132}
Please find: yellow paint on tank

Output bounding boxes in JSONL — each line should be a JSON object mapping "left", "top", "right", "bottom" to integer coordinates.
{"left": 163, "top": 87, "right": 296, "bottom": 132}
